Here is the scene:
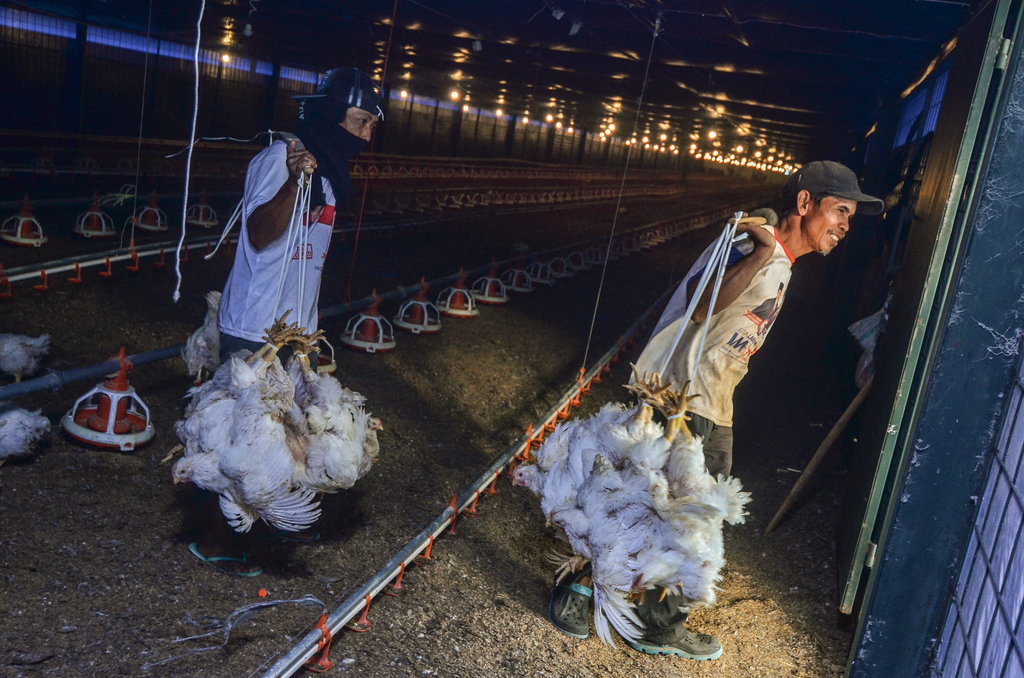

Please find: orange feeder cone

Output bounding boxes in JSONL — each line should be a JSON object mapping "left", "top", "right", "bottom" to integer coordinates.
{"left": 61, "top": 347, "right": 155, "bottom": 451}
{"left": 471, "top": 264, "right": 509, "bottom": 306}
{"left": 131, "top": 191, "right": 168, "bottom": 232}
{"left": 526, "top": 259, "right": 555, "bottom": 286}
{"left": 1, "top": 196, "right": 47, "bottom": 247}
{"left": 393, "top": 277, "right": 442, "bottom": 334}
{"left": 185, "top": 190, "right": 219, "bottom": 229}
{"left": 340, "top": 290, "right": 397, "bottom": 353}
{"left": 436, "top": 269, "right": 479, "bottom": 318}
{"left": 74, "top": 194, "right": 116, "bottom": 238}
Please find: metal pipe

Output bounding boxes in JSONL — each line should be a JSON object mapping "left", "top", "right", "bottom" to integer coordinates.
{"left": 258, "top": 281, "right": 675, "bottom": 678}
{"left": 0, "top": 344, "right": 182, "bottom": 402}
{"left": 0, "top": 204, "right": 738, "bottom": 402}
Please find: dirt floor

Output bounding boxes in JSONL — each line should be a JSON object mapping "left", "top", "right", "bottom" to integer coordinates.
{"left": 0, "top": 181, "right": 858, "bottom": 677}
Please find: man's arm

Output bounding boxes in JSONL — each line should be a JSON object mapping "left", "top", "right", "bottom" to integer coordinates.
{"left": 247, "top": 140, "right": 319, "bottom": 251}
{"left": 688, "top": 222, "right": 776, "bottom": 323}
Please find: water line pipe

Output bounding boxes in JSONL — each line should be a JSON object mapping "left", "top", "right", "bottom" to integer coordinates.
{"left": 257, "top": 281, "right": 676, "bottom": 678}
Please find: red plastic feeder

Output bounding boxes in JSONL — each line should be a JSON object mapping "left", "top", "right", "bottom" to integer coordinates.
{"left": 131, "top": 192, "right": 168, "bottom": 232}
{"left": 526, "top": 260, "right": 555, "bottom": 287}
{"left": 393, "top": 278, "right": 442, "bottom": 334}
{"left": 340, "top": 291, "right": 397, "bottom": 353}
{"left": 565, "top": 250, "right": 588, "bottom": 271}
{"left": 61, "top": 347, "right": 155, "bottom": 451}
{"left": 548, "top": 256, "right": 573, "bottom": 279}
{"left": 186, "top": 191, "right": 220, "bottom": 229}
{"left": 1, "top": 196, "right": 47, "bottom": 247}
{"left": 500, "top": 267, "right": 534, "bottom": 293}
{"left": 73, "top": 195, "right": 116, "bottom": 239}
{"left": 471, "top": 266, "right": 509, "bottom": 305}
{"left": 436, "top": 270, "right": 479, "bottom": 318}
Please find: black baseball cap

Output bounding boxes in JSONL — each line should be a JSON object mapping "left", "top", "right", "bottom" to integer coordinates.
{"left": 784, "top": 161, "right": 884, "bottom": 215}
{"left": 294, "top": 68, "right": 384, "bottom": 121}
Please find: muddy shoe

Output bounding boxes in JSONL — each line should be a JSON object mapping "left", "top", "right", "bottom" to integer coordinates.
{"left": 546, "top": 571, "right": 593, "bottom": 639}
{"left": 627, "top": 628, "right": 723, "bottom": 660}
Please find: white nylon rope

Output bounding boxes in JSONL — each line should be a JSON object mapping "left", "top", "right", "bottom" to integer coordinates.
{"left": 172, "top": 0, "right": 206, "bottom": 302}
{"left": 269, "top": 172, "right": 313, "bottom": 325}
{"left": 651, "top": 212, "right": 745, "bottom": 382}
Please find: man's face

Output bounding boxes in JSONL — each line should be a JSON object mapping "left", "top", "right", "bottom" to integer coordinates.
{"left": 340, "top": 107, "right": 378, "bottom": 142}
{"left": 799, "top": 192, "right": 857, "bottom": 255}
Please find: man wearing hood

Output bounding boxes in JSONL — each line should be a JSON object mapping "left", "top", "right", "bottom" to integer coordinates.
{"left": 218, "top": 67, "right": 382, "bottom": 355}
{"left": 188, "top": 68, "right": 381, "bottom": 576}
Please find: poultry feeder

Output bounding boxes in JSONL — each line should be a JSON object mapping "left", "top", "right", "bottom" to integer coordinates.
{"left": 548, "top": 256, "right": 573, "bottom": 279}
{"left": 61, "top": 347, "right": 154, "bottom": 451}
{"left": 316, "top": 338, "right": 338, "bottom": 374}
{"left": 526, "top": 260, "right": 555, "bottom": 286}
{"left": 585, "top": 245, "right": 605, "bottom": 266}
{"left": 471, "top": 266, "right": 509, "bottom": 306}
{"left": 565, "top": 250, "right": 588, "bottom": 271}
{"left": 73, "top": 196, "right": 116, "bottom": 238}
{"left": 1, "top": 196, "right": 47, "bottom": 247}
{"left": 393, "top": 278, "right": 442, "bottom": 334}
{"left": 436, "top": 271, "right": 480, "bottom": 318}
{"left": 340, "top": 292, "right": 397, "bottom": 353}
{"left": 500, "top": 266, "right": 534, "bottom": 293}
{"left": 607, "top": 240, "right": 625, "bottom": 260}
{"left": 185, "top": 192, "right": 219, "bottom": 229}
{"left": 130, "top": 192, "right": 168, "bottom": 232}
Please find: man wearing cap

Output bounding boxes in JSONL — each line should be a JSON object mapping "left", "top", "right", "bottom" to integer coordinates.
{"left": 546, "top": 160, "right": 883, "bottom": 659}
{"left": 186, "top": 68, "right": 383, "bottom": 576}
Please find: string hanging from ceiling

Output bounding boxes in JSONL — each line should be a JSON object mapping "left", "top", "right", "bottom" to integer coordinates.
{"left": 171, "top": 0, "right": 206, "bottom": 303}
{"left": 344, "top": 0, "right": 401, "bottom": 303}
{"left": 577, "top": 11, "right": 663, "bottom": 372}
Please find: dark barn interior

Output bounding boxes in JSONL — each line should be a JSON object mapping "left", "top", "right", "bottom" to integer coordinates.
{"left": 2, "top": 1, "right": 1024, "bottom": 677}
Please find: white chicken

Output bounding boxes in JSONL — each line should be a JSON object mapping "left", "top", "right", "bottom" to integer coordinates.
{"left": 182, "top": 290, "right": 222, "bottom": 384}
{"left": 172, "top": 315, "right": 382, "bottom": 533}
{"left": 0, "top": 406, "right": 50, "bottom": 464}
{"left": 172, "top": 316, "right": 321, "bottom": 533}
{"left": 514, "top": 368, "right": 750, "bottom": 646}
{"left": 0, "top": 333, "right": 50, "bottom": 383}
{"left": 286, "top": 353, "right": 382, "bottom": 494}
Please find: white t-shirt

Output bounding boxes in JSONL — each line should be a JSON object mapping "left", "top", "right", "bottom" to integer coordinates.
{"left": 219, "top": 140, "right": 336, "bottom": 343}
{"left": 632, "top": 224, "right": 795, "bottom": 427}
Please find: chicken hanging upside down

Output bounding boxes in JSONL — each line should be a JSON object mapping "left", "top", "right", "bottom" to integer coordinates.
{"left": 514, "top": 366, "right": 750, "bottom": 646}
{"left": 170, "top": 313, "right": 382, "bottom": 533}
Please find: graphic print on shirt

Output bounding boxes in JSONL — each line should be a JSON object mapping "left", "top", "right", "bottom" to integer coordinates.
{"left": 744, "top": 282, "right": 786, "bottom": 336}
{"left": 718, "top": 281, "right": 786, "bottom": 364}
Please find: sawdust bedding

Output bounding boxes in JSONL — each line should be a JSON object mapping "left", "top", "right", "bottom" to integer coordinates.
{"left": 1, "top": 190, "right": 852, "bottom": 677}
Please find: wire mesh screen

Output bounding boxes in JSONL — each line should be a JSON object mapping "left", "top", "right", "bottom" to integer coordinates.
{"left": 932, "top": 358, "right": 1024, "bottom": 677}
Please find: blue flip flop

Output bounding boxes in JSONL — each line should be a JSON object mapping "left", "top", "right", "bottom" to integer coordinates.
{"left": 188, "top": 542, "right": 263, "bottom": 577}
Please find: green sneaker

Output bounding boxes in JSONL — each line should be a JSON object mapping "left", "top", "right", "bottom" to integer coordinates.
{"left": 546, "top": 571, "right": 593, "bottom": 639}
{"left": 627, "top": 628, "right": 723, "bottom": 660}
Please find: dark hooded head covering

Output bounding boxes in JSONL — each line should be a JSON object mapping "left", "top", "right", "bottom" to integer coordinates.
{"left": 293, "top": 68, "right": 384, "bottom": 207}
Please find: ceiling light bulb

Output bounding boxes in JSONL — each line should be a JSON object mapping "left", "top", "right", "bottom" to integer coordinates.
{"left": 708, "top": 130, "right": 717, "bottom": 139}
{"left": 495, "top": 108, "right": 503, "bottom": 116}
{"left": 450, "top": 90, "right": 460, "bottom": 100}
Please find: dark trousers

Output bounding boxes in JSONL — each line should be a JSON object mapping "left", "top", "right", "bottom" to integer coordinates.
{"left": 687, "top": 412, "right": 733, "bottom": 477}
{"left": 219, "top": 332, "right": 317, "bottom": 366}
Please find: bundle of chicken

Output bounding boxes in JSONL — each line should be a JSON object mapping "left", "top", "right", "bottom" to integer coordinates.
{"left": 514, "top": 368, "right": 750, "bottom": 646}
{"left": 181, "top": 290, "right": 222, "bottom": 383}
{"left": 172, "top": 316, "right": 321, "bottom": 533}
{"left": 172, "top": 314, "right": 382, "bottom": 532}
{"left": 286, "top": 352, "right": 382, "bottom": 494}
{"left": 0, "top": 333, "right": 50, "bottom": 383}
{"left": 0, "top": 406, "right": 50, "bottom": 465}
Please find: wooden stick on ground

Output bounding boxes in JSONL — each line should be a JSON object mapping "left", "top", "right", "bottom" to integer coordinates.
{"left": 764, "top": 375, "right": 874, "bottom": 535}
